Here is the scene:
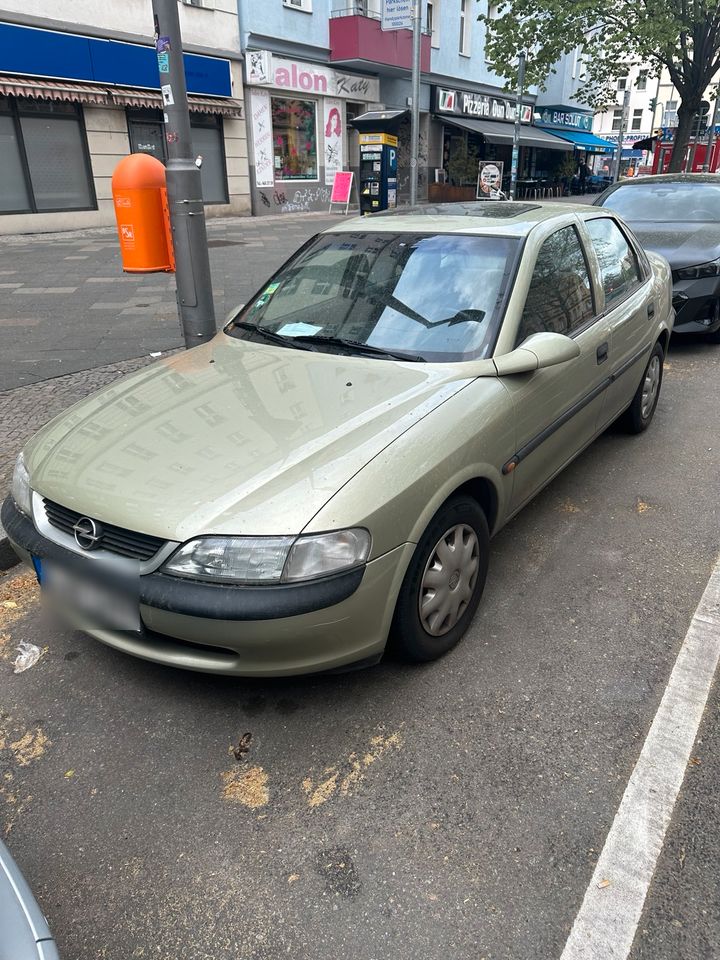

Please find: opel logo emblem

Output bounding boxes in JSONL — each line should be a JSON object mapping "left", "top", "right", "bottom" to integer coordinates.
{"left": 73, "top": 516, "right": 103, "bottom": 551}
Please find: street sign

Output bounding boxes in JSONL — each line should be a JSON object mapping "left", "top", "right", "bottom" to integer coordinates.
{"left": 382, "top": 0, "right": 412, "bottom": 31}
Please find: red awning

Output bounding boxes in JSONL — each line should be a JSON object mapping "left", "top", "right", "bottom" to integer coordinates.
{"left": 0, "top": 74, "right": 108, "bottom": 105}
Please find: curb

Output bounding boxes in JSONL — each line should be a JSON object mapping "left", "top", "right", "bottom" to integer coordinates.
{"left": 0, "top": 519, "right": 20, "bottom": 571}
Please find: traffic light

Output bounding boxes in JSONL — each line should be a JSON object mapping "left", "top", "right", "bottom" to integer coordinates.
{"left": 649, "top": 97, "right": 658, "bottom": 113}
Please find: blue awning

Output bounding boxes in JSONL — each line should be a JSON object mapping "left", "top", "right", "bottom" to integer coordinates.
{"left": 537, "top": 129, "right": 616, "bottom": 153}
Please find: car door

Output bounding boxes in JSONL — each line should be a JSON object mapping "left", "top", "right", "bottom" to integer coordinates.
{"left": 581, "top": 215, "right": 653, "bottom": 429}
{"left": 500, "top": 222, "right": 613, "bottom": 513}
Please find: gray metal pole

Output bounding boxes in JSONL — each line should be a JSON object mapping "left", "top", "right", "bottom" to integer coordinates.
{"left": 151, "top": 0, "right": 216, "bottom": 348}
{"left": 612, "top": 89, "right": 631, "bottom": 183}
{"left": 702, "top": 95, "right": 720, "bottom": 172}
{"left": 409, "top": 0, "right": 422, "bottom": 206}
{"left": 509, "top": 52, "right": 525, "bottom": 200}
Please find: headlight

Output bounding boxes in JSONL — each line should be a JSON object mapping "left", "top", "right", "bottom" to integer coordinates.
{"left": 675, "top": 258, "right": 720, "bottom": 281}
{"left": 162, "top": 529, "right": 371, "bottom": 584}
{"left": 11, "top": 452, "right": 32, "bottom": 516}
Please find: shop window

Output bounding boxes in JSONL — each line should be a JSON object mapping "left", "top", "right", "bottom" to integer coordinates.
{"left": 127, "top": 109, "right": 228, "bottom": 204}
{"left": 0, "top": 97, "right": 95, "bottom": 214}
{"left": 271, "top": 97, "right": 318, "bottom": 180}
{"left": 459, "top": 0, "right": 471, "bottom": 55}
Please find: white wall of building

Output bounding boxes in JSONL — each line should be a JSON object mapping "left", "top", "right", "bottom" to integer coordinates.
{"left": 0, "top": 0, "right": 240, "bottom": 52}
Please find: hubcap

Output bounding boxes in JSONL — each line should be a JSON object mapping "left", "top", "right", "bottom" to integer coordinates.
{"left": 418, "top": 524, "right": 479, "bottom": 637}
{"left": 641, "top": 355, "right": 661, "bottom": 419}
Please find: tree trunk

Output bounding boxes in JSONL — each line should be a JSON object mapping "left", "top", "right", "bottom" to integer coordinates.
{"left": 668, "top": 100, "right": 699, "bottom": 172}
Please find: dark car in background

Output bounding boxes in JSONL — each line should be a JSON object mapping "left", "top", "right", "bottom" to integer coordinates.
{"left": 595, "top": 174, "right": 720, "bottom": 342}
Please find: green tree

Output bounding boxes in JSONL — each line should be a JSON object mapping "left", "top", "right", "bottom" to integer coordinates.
{"left": 479, "top": 0, "right": 720, "bottom": 171}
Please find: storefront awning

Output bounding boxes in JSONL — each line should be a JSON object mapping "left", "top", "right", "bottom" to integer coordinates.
{"left": 439, "top": 116, "right": 572, "bottom": 151}
{"left": 0, "top": 75, "right": 243, "bottom": 117}
{"left": 0, "top": 74, "right": 108, "bottom": 105}
{"left": 633, "top": 135, "right": 658, "bottom": 151}
{"left": 109, "top": 87, "right": 244, "bottom": 117}
{"left": 539, "top": 129, "right": 616, "bottom": 154}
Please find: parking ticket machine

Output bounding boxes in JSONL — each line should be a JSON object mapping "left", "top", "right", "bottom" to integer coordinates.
{"left": 349, "top": 109, "right": 408, "bottom": 215}
{"left": 359, "top": 133, "right": 398, "bottom": 213}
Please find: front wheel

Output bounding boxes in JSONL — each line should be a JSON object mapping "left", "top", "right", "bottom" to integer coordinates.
{"left": 390, "top": 496, "right": 490, "bottom": 663}
{"left": 619, "top": 341, "right": 664, "bottom": 434}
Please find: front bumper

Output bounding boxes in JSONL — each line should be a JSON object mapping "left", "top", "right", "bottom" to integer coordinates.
{"left": 2, "top": 496, "right": 412, "bottom": 676}
{"left": 671, "top": 275, "right": 720, "bottom": 334}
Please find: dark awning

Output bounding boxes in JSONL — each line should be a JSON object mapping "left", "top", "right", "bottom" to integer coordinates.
{"left": 632, "top": 135, "right": 658, "bottom": 151}
{"left": 109, "top": 87, "right": 244, "bottom": 117}
{"left": 0, "top": 75, "right": 243, "bottom": 117}
{"left": 348, "top": 110, "right": 409, "bottom": 133}
{"left": 439, "top": 115, "right": 572, "bottom": 151}
{"left": 0, "top": 74, "right": 108, "bottom": 105}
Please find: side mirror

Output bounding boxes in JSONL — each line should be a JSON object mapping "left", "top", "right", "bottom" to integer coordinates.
{"left": 494, "top": 332, "right": 581, "bottom": 375}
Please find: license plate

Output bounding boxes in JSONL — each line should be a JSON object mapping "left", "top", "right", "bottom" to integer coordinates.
{"left": 40, "top": 559, "right": 141, "bottom": 634}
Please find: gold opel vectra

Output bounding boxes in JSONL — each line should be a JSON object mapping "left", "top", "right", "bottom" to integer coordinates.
{"left": 3, "top": 202, "right": 673, "bottom": 676}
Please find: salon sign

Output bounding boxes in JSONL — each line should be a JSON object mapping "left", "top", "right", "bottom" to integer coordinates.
{"left": 246, "top": 51, "right": 380, "bottom": 102}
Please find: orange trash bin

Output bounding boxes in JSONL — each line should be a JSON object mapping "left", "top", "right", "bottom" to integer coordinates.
{"left": 111, "top": 153, "right": 175, "bottom": 273}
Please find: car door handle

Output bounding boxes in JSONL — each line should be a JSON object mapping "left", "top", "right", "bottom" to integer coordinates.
{"left": 647, "top": 302, "right": 655, "bottom": 319}
{"left": 597, "top": 342, "right": 609, "bottom": 364}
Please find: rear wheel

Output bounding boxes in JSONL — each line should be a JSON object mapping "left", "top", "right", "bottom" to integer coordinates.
{"left": 390, "top": 496, "right": 489, "bottom": 663}
{"left": 705, "top": 300, "right": 720, "bottom": 343}
{"left": 619, "top": 341, "right": 664, "bottom": 434}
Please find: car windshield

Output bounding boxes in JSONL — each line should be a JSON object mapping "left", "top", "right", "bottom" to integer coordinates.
{"left": 600, "top": 181, "right": 720, "bottom": 223}
{"left": 226, "top": 231, "right": 520, "bottom": 362}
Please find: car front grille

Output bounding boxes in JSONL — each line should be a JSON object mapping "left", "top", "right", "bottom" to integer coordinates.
{"left": 43, "top": 498, "right": 166, "bottom": 562}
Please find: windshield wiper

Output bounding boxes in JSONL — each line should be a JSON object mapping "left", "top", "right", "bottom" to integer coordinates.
{"left": 232, "top": 321, "right": 315, "bottom": 351}
{"left": 289, "top": 334, "right": 425, "bottom": 362}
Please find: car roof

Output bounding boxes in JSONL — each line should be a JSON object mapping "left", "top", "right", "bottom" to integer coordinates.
{"left": 606, "top": 173, "right": 720, "bottom": 187}
{"left": 326, "top": 201, "right": 607, "bottom": 238}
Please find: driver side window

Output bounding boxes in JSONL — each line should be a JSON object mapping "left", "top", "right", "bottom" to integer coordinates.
{"left": 516, "top": 225, "right": 595, "bottom": 347}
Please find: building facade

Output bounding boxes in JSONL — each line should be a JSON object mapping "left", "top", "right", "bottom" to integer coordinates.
{"left": 0, "top": 0, "right": 250, "bottom": 235}
{"left": 238, "top": 0, "right": 573, "bottom": 216}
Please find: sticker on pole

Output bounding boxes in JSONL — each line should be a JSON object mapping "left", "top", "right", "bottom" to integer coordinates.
{"left": 476, "top": 160, "right": 505, "bottom": 200}
{"left": 161, "top": 84, "right": 174, "bottom": 107}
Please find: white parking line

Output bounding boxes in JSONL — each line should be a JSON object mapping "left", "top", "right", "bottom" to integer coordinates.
{"left": 560, "top": 555, "right": 720, "bottom": 960}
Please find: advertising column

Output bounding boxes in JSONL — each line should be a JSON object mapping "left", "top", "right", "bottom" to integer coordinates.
{"left": 245, "top": 51, "right": 380, "bottom": 216}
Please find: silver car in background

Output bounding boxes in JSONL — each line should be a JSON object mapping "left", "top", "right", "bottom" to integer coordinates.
{"left": 0, "top": 839, "right": 59, "bottom": 960}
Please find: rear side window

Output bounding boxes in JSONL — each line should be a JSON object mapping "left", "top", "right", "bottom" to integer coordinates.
{"left": 586, "top": 217, "right": 642, "bottom": 308}
{"left": 516, "top": 225, "right": 595, "bottom": 345}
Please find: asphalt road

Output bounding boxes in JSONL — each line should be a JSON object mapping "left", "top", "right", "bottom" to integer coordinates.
{"left": 0, "top": 334, "right": 718, "bottom": 960}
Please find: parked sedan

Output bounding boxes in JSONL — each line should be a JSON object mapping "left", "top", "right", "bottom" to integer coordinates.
{"left": 0, "top": 839, "right": 59, "bottom": 960}
{"left": 595, "top": 173, "right": 720, "bottom": 341}
{"left": 2, "top": 202, "right": 673, "bottom": 675}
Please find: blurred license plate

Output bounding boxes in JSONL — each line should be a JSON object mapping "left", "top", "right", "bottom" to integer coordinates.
{"left": 41, "top": 560, "right": 141, "bottom": 633}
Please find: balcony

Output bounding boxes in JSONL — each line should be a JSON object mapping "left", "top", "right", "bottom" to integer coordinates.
{"left": 329, "top": 7, "right": 431, "bottom": 74}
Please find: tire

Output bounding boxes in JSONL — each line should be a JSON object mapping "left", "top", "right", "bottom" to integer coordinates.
{"left": 390, "top": 496, "right": 490, "bottom": 663}
{"left": 619, "top": 341, "right": 664, "bottom": 434}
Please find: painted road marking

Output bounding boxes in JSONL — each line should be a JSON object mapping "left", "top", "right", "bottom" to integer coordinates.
{"left": 560, "top": 556, "right": 720, "bottom": 959}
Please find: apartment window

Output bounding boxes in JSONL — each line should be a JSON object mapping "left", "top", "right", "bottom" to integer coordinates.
{"left": 427, "top": 0, "right": 440, "bottom": 47}
{"left": 631, "top": 108, "right": 643, "bottom": 131}
{"left": 283, "top": 0, "right": 312, "bottom": 10}
{"left": 636, "top": 70, "right": 648, "bottom": 91}
{"left": 271, "top": 97, "right": 317, "bottom": 180}
{"left": 612, "top": 108, "right": 623, "bottom": 131}
{"left": 127, "top": 109, "right": 229, "bottom": 204}
{"left": 618, "top": 76, "right": 627, "bottom": 91}
{"left": 459, "top": 0, "right": 471, "bottom": 55}
{"left": 0, "top": 96, "right": 95, "bottom": 214}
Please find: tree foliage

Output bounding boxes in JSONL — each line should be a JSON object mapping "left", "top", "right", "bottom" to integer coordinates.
{"left": 479, "top": 0, "right": 720, "bottom": 170}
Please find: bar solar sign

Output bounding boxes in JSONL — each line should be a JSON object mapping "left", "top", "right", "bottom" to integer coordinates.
{"left": 382, "top": 0, "right": 412, "bottom": 30}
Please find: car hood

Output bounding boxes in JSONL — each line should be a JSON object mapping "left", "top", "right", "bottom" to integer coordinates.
{"left": 628, "top": 221, "right": 720, "bottom": 270}
{"left": 25, "top": 334, "right": 475, "bottom": 541}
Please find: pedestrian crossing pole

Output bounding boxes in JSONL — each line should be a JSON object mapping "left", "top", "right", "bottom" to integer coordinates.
{"left": 151, "top": 0, "right": 216, "bottom": 348}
